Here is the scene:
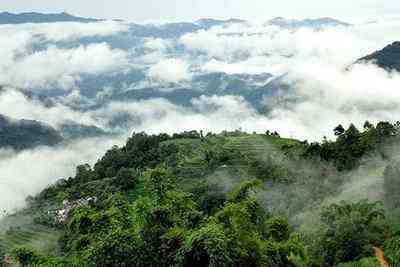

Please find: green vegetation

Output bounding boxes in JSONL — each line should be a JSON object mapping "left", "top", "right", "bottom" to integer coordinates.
{"left": 2, "top": 121, "right": 400, "bottom": 266}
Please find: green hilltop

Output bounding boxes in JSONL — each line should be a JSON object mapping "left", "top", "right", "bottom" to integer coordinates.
{"left": 2, "top": 122, "right": 400, "bottom": 266}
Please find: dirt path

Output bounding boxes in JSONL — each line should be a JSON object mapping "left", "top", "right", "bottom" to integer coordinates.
{"left": 373, "top": 247, "right": 390, "bottom": 267}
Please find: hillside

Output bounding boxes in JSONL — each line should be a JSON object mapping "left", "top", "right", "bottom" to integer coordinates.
{"left": 2, "top": 122, "right": 400, "bottom": 266}
{"left": 0, "top": 115, "right": 62, "bottom": 150}
{"left": 357, "top": 41, "right": 400, "bottom": 71}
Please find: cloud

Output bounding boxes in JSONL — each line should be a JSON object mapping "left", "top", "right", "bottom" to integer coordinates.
{"left": 0, "top": 43, "right": 129, "bottom": 90}
{"left": 2, "top": 15, "right": 400, "bottom": 214}
{"left": 264, "top": 61, "right": 400, "bottom": 140}
{"left": 0, "top": 136, "right": 126, "bottom": 213}
{"left": 180, "top": 17, "right": 400, "bottom": 74}
{"left": 202, "top": 58, "right": 270, "bottom": 75}
{"left": 0, "top": 20, "right": 128, "bottom": 42}
{"left": 143, "top": 37, "right": 172, "bottom": 52}
{"left": 0, "top": 88, "right": 95, "bottom": 128}
{"left": 89, "top": 95, "right": 272, "bottom": 135}
{"left": 174, "top": 17, "right": 400, "bottom": 140}
{"left": 148, "top": 58, "right": 192, "bottom": 83}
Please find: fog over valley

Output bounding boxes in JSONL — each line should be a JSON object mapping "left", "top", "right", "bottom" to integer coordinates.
{"left": 0, "top": 12, "right": 399, "bottom": 212}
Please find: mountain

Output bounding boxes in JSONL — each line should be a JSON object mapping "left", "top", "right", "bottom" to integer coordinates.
{"left": 267, "top": 17, "right": 351, "bottom": 29}
{"left": 106, "top": 72, "right": 289, "bottom": 112}
{"left": 356, "top": 41, "right": 400, "bottom": 71}
{"left": 59, "top": 121, "right": 108, "bottom": 140}
{"left": 0, "top": 12, "right": 100, "bottom": 24}
{"left": 0, "top": 114, "right": 62, "bottom": 150}
{"left": 1, "top": 121, "right": 399, "bottom": 266}
{"left": 195, "top": 18, "right": 247, "bottom": 28}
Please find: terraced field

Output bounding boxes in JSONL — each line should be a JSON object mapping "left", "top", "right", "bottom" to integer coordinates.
{"left": 0, "top": 214, "right": 61, "bottom": 255}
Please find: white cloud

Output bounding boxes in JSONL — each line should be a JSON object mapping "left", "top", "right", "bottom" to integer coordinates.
{"left": 90, "top": 96, "right": 271, "bottom": 135}
{"left": 0, "top": 88, "right": 95, "bottom": 128}
{"left": 202, "top": 58, "right": 270, "bottom": 75}
{"left": 180, "top": 17, "right": 400, "bottom": 75}
{"left": 0, "top": 20, "right": 128, "bottom": 42}
{"left": 0, "top": 43, "right": 129, "bottom": 90}
{"left": 2, "top": 15, "right": 400, "bottom": 214}
{"left": 0, "top": 136, "right": 126, "bottom": 213}
{"left": 148, "top": 58, "right": 192, "bottom": 83}
{"left": 143, "top": 37, "right": 172, "bottom": 52}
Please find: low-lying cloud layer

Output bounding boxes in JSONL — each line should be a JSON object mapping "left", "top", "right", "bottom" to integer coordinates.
{"left": 0, "top": 136, "right": 125, "bottom": 213}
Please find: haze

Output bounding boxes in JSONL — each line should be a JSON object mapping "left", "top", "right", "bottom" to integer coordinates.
{"left": 1, "top": 0, "right": 399, "bottom": 22}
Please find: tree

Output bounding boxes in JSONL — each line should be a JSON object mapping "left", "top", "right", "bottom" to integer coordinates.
{"left": 376, "top": 121, "right": 396, "bottom": 139}
{"left": 115, "top": 167, "right": 138, "bottom": 190}
{"left": 11, "top": 247, "right": 44, "bottom": 266}
{"left": 177, "top": 222, "right": 231, "bottom": 267}
{"left": 83, "top": 229, "right": 139, "bottom": 267}
{"left": 313, "top": 201, "right": 386, "bottom": 266}
{"left": 265, "top": 216, "right": 290, "bottom": 242}
{"left": 144, "top": 166, "right": 174, "bottom": 203}
{"left": 363, "top": 121, "right": 373, "bottom": 130}
{"left": 75, "top": 164, "right": 95, "bottom": 183}
{"left": 334, "top": 125, "right": 345, "bottom": 136}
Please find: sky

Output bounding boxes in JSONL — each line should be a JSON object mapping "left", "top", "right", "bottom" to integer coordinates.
{"left": 1, "top": 0, "right": 399, "bottom": 22}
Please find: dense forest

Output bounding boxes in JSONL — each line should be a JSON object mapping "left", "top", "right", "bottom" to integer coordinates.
{"left": 1, "top": 121, "right": 400, "bottom": 266}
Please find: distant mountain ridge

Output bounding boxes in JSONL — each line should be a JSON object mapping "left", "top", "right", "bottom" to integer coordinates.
{"left": 0, "top": 12, "right": 350, "bottom": 32}
{"left": 356, "top": 41, "right": 400, "bottom": 71}
{"left": 267, "top": 17, "right": 351, "bottom": 29}
{"left": 0, "top": 11, "right": 100, "bottom": 24}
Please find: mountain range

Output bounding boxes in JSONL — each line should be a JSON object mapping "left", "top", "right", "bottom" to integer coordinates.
{"left": 267, "top": 17, "right": 351, "bottom": 29}
{"left": 0, "top": 11, "right": 396, "bottom": 151}
{"left": 0, "top": 11, "right": 100, "bottom": 24}
{"left": 0, "top": 11, "right": 350, "bottom": 31}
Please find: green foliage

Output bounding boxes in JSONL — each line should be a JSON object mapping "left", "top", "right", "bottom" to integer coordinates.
{"left": 0, "top": 240, "right": 4, "bottom": 266}
{"left": 265, "top": 216, "right": 290, "bottom": 242}
{"left": 337, "top": 257, "right": 379, "bottom": 267}
{"left": 177, "top": 222, "right": 231, "bottom": 267}
{"left": 11, "top": 247, "right": 45, "bottom": 266}
{"left": 305, "top": 121, "right": 399, "bottom": 171}
{"left": 227, "top": 179, "right": 262, "bottom": 203}
{"left": 312, "top": 200, "right": 386, "bottom": 266}
{"left": 5, "top": 126, "right": 400, "bottom": 267}
{"left": 143, "top": 166, "right": 175, "bottom": 203}
{"left": 384, "top": 237, "right": 400, "bottom": 266}
{"left": 94, "top": 132, "right": 171, "bottom": 178}
{"left": 115, "top": 167, "right": 139, "bottom": 190}
{"left": 82, "top": 229, "right": 139, "bottom": 267}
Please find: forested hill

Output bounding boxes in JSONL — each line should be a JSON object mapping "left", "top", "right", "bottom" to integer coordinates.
{"left": 0, "top": 114, "right": 62, "bottom": 150}
{"left": 2, "top": 122, "right": 400, "bottom": 266}
{"left": 357, "top": 41, "right": 400, "bottom": 71}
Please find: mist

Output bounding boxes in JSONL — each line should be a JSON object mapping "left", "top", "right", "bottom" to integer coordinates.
{"left": 0, "top": 136, "right": 126, "bottom": 213}
{"left": 1, "top": 15, "right": 400, "bottom": 213}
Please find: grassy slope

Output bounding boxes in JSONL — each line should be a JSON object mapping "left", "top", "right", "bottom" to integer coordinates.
{"left": 0, "top": 213, "right": 61, "bottom": 255}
